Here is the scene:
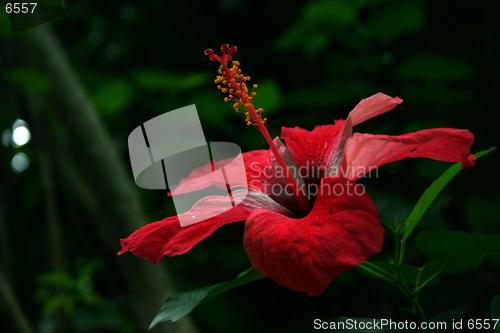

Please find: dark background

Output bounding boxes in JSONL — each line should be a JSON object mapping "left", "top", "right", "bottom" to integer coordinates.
{"left": 0, "top": 0, "right": 499, "bottom": 332}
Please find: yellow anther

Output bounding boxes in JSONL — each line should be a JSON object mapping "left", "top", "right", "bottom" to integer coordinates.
{"left": 210, "top": 57, "right": 267, "bottom": 128}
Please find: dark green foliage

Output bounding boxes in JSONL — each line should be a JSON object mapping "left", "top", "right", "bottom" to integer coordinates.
{"left": 149, "top": 268, "right": 263, "bottom": 327}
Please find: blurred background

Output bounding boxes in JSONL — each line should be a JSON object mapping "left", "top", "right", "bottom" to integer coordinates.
{"left": 0, "top": 0, "right": 499, "bottom": 332}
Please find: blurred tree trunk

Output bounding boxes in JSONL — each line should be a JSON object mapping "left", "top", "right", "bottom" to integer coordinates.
{"left": 0, "top": 266, "right": 35, "bottom": 333}
{"left": 23, "top": 24, "right": 200, "bottom": 333}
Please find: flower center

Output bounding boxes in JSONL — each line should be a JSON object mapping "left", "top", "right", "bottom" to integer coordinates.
{"left": 205, "top": 45, "right": 309, "bottom": 213}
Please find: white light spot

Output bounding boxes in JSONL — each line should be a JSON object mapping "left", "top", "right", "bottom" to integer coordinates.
{"left": 11, "top": 153, "right": 30, "bottom": 173}
{"left": 12, "top": 126, "right": 31, "bottom": 146}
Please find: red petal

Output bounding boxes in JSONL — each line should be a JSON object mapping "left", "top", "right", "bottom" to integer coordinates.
{"left": 341, "top": 128, "right": 475, "bottom": 180}
{"left": 348, "top": 93, "right": 403, "bottom": 126}
{"left": 118, "top": 189, "right": 294, "bottom": 263}
{"left": 118, "top": 207, "right": 249, "bottom": 264}
{"left": 173, "top": 142, "right": 310, "bottom": 216}
{"left": 281, "top": 121, "right": 345, "bottom": 181}
{"left": 243, "top": 177, "right": 383, "bottom": 296}
{"left": 282, "top": 93, "right": 402, "bottom": 179}
{"left": 172, "top": 150, "right": 268, "bottom": 195}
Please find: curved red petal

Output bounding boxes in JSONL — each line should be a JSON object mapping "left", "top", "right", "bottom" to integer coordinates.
{"left": 281, "top": 93, "right": 402, "bottom": 180}
{"left": 172, "top": 150, "right": 268, "bottom": 196}
{"left": 118, "top": 189, "right": 294, "bottom": 263}
{"left": 118, "top": 205, "right": 250, "bottom": 263}
{"left": 243, "top": 177, "right": 383, "bottom": 296}
{"left": 341, "top": 128, "right": 475, "bottom": 181}
{"left": 348, "top": 93, "right": 402, "bottom": 126}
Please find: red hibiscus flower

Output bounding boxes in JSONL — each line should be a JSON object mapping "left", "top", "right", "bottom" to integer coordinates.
{"left": 119, "top": 45, "right": 475, "bottom": 296}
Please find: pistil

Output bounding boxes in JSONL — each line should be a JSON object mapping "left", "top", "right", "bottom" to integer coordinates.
{"left": 205, "top": 45, "right": 309, "bottom": 213}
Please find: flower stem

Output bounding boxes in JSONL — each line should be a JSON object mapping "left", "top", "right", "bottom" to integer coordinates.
{"left": 392, "top": 263, "right": 427, "bottom": 321}
{"left": 357, "top": 262, "right": 397, "bottom": 285}
{"left": 363, "top": 261, "right": 397, "bottom": 280}
{"left": 398, "top": 240, "right": 406, "bottom": 266}
{"left": 222, "top": 63, "right": 309, "bottom": 213}
{"left": 366, "top": 225, "right": 428, "bottom": 322}
{"left": 414, "top": 265, "right": 448, "bottom": 294}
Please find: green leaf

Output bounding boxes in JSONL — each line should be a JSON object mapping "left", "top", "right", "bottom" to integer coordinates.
{"left": 42, "top": 293, "right": 77, "bottom": 316}
{"left": 3, "top": 68, "right": 52, "bottom": 96}
{"left": 303, "top": 32, "right": 330, "bottom": 58}
{"left": 363, "top": 258, "right": 483, "bottom": 290}
{"left": 398, "top": 54, "right": 475, "bottom": 82}
{"left": 133, "top": 70, "right": 181, "bottom": 92}
{"left": 415, "top": 231, "right": 500, "bottom": 264}
{"left": 192, "top": 90, "right": 234, "bottom": 130}
{"left": 91, "top": 79, "right": 134, "bottom": 116}
{"left": 37, "top": 271, "right": 76, "bottom": 289}
{"left": 367, "top": 0, "right": 425, "bottom": 43}
{"left": 149, "top": 268, "right": 263, "bottom": 329}
{"left": 423, "top": 258, "right": 483, "bottom": 277}
{"left": 303, "top": 0, "right": 356, "bottom": 26}
{"left": 132, "top": 70, "right": 210, "bottom": 93}
{"left": 402, "top": 147, "right": 496, "bottom": 241}
{"left": 252, "top": 79, "right": 281, "bottom": 114}
{"left": 284, "top": 82, "right": 357, "bottom": 109}
{"left": 274, "top": 0, "right": 356, "bottom": 53}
